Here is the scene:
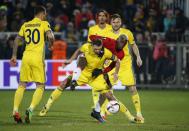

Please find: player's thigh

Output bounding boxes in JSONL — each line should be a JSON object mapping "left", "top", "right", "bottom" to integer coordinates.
{"left": 119, "top": 64, "right": 136, "bottom": 86}
{"left": 31, "top": 61, "right": 46, "bottom": 83}
{"left": 90, "top": 75, "right": 112, "bottom": 93}
{"left": 20, "top": 58, "right": 32, "bottom": 82}
{"left": 76, "top": 71, "right": 90, "bottom": 86}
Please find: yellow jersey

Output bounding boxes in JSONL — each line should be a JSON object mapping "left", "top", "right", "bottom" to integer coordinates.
{"left": 87, "top": 24, "right": 111, "bottom": 42}
{"left": 80, "top": 43, "right": 114, "bottom": 73}
{"left": 18, "top": 17, "right": 51, "bottom": 59}
{"left": 106, "top": 27, "right": 135, "bottom": 63}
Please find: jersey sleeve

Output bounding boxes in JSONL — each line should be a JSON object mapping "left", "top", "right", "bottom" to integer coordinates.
{"left": 87, "top": 27, "right": 92, "bottom": 42}
{"left": 80, "top": 43, "right": 89, "bottom": 53}
{"left": 43, "top": 21, "right": 51, "bottom": 32}
{"left": 127, "top": 30, "right": 135, "bottom": 45}
{"left": 18, "top": 24, "right": 25, "bottom": 37}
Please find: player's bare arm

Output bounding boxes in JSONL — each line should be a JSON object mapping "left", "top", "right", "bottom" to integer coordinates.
{"left": 131, "top": 43, "right": 142, "bottom": 67}
{"left": 10, "top": 36, "right": 23, "bottom": 66}
{"left": 46, "top": 30, "right": 55, "bottom": 48}
{"left": 65, "top": 48, "right": 83, "bottom": 64}
{"left": 112, "top": 56, "right": 120, "bottom": 82}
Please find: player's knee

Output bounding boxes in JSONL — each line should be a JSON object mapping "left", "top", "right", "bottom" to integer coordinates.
{"left": 104, "top": 92, "right": 115, "bottom": 101}
{"left": 19, "top": 82, "right": 27, "bottom": 88}
{"left": 129, "top": 85, "right": 138, "bottom": 95}
{"left": 59, "top": 79, "right": 68, "bottom": 90}
{"left": 35, "top": 82, "right": 45, "bottom": 89}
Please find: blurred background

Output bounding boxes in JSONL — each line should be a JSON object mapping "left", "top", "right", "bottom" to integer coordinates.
{"left": 0, "top": 0, "right": 189, "bottom": 88}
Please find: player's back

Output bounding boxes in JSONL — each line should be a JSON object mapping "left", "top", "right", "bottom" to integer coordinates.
{"left": 87, "top": 24, "right": 111, "bottom": 41}
{"left": 19, "top": 18, "right": 51, "bottom": 60}
{"left": 106, "top": 28, "right": 135, "bottom": 62}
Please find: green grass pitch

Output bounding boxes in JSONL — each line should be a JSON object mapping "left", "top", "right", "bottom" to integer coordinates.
{"left": 0, "top": 90, "right": 189, "bottom": 131}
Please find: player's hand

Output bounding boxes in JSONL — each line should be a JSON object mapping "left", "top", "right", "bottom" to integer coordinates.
{"left": 48, "top": 45, "right": 54, "bottom": 51}
{"left": 136, "top": 57, "right": 142, "bottom": 67}
{"left": 10, "top": 56, "right": 17, "bottom": 67}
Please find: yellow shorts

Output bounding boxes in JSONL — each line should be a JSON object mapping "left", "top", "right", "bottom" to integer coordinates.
{"left": 118, "top": 60, "right": 136, "bottom": 86}
{"left": 20, "top": 53, "right": 45, "bottom": 83}
{"left": 89, "top": 74, "right": 111, "bottom": 94}
{"left": 76, "top": 70, "right": 91, "bottom": 86}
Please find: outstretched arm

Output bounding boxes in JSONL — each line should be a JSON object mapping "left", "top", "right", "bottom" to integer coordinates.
{"left": 65, "top": 48, "right": 82, "bottom": 64}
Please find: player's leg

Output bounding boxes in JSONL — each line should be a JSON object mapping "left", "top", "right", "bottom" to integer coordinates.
{"left": 39, "top": 75, "right": 72, "bottom": 116}
{"left": 100, "top": 72, "right": 116, "bottom": 118}
{"left": 13, "top": 57, "right": 30, "bottom": 123}
{"left": 25, "top": 82, "right": 45, "bottom": 123}
{"left": 128, "top": 85, "right": 144, "bottom": 123}
{"left": 101, "top": 90, "right": 136, "bottom": 122}
{"left": 119, "top": 63, "right": 144, "bottom": 123}
{"left": 91, "top": 93, "right": 106, "bottom": 123}
{"left": 13, "top": 82, "right": 27, "bottom": 123}
{"left": 70, "top": 54, "right": 86, "bottom": 90}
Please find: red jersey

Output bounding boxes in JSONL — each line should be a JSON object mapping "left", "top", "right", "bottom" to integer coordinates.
{"left": 89, "top": 35, "right": 125, "bottom": 60}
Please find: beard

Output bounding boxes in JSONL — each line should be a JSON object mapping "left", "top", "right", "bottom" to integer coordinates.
{"left": 113, "top": 26, "right": 121, "bottom": 31}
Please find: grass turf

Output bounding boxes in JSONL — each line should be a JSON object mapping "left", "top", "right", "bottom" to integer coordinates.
{"left": 0, "top": 90, "right": 189, "bottom": 131}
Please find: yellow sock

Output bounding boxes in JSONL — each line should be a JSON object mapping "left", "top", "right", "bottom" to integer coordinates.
{"left": 13, "top": 85, "right": 25, "bottom": 113}
{"left": 29, "top": 85, "right": 44, "bottom": 111}
{"left": 92, "top": 90, "right": 99, "bottom": 108}
{"left": 132, "top": 93, "right": 141, "bottom": 115}
{"left": 119, "top": 101, "right": 133, "bottom": 120}
{"left": 45, "top": 87, "right": 63, "bottom": 109}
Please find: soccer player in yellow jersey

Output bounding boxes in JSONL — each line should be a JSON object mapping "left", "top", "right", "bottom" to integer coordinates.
{"left": 10, "top": 6, "right": 54, "bottom": 124}
{"left": 87, "top": 10, "right": 112, "bottom": 116}
{"left": 87, "top": 10, "right": 111, "bottom": 41}
{"left": 106, "top": 14, "right": 144, "bottom": 122}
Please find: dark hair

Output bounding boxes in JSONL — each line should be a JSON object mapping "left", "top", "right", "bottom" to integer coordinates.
{"left": 34, "top": 6, "right": 46, "bottom": 16}
{"left": 111, "top": 13, "right": 121, "bottom": 20}
{"left": 91, "top": 39, "right": 102, "bottom": 46}
{"left": 95, "top": 9, "right": 110, "bottom": 23}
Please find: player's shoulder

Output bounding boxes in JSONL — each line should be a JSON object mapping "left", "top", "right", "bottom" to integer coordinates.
{"left": 81, "top": 42, "right": 91, "bottom": 49}
{"left": 106, "top": 24, "right": 112, "bottom": 29}
{"left": 121, "top": 28, "right": 133, "bottom": 35}
{"left": 19, "top": 20, "right": 30, "bottom": 30}
{"left": 89, "top": 25, "right": 98, "bottom": 30}
{"left": 41, "top": 20, "right": 50, "bottom": 27}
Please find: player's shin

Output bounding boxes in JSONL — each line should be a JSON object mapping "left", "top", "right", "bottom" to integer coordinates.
{"left": 92, "top": 90, "right": 100, "bottom": 108}
{"left": 119, "top": 101, "right": 134, "bottom": 121}
{"left": 46, "top": 87, "right": 63, "bottom": 109}
{"left": 13, "top": 85, "right": 26, "bottom": 114}
{"left": 29, "top": 85, "right": 45, "bottom": 111}
{"left": 131, "top": 92, "right": 141, "bottom": 116}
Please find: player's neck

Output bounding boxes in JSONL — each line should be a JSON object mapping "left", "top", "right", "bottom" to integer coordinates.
{"left": 98, "top": 23, "right": 106, "bottom": 29}
{"left": 35, "top": 15, "right": 42, "bottom": 21}
{"left": 112, "top": 29, "right": 120, "bottom": 34}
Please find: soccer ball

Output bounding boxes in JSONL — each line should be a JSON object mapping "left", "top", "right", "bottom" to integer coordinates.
{"left": 106, "top": 100, "right": 120, "bottom": 114}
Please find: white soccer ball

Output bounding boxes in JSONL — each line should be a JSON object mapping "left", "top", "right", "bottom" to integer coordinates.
{"left": 106, "top": 100, "right": 120, "bottom": 114}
